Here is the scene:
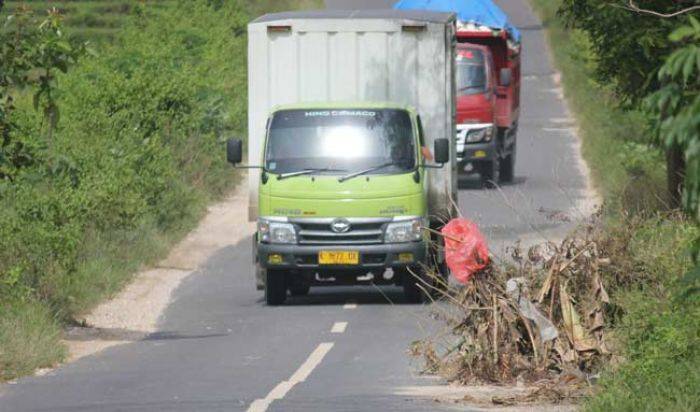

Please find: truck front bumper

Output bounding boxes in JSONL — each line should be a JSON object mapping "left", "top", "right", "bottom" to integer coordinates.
{"left": 455, "top": 123, "right": 498, "bottom": 165}
{"left": 258, "top": 241, "right": 428, "bottom": 270}
{"left": 458, "top": 140, "right": 497, "bottom": 164}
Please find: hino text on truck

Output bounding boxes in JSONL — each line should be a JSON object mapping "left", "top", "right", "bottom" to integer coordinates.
{"left": 226, "top": 10, "right": 458, "bottom": 305}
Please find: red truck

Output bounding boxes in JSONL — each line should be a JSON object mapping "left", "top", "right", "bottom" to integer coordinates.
{"left": 454, "top": 25, "right": 521, "bottom": 187}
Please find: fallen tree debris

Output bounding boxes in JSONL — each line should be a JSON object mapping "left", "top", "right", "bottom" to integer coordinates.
{"left": 413, "top": 217, "right": 619, "bottom": 402}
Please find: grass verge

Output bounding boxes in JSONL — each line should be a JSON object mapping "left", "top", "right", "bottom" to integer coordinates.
{"left": 0, "top": 301, "right": 65, "bottom": 381}
{"left": 529, "top": 0, "right": 699, "bottom": 410}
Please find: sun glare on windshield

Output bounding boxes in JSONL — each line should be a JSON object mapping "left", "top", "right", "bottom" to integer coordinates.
{"left": 321, "top": 126, "right": 368, "bottom": 158}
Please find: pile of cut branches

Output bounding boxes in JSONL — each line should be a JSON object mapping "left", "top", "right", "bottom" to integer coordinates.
{"left": 413, "top": 218, "right": 619, "bottom": 400}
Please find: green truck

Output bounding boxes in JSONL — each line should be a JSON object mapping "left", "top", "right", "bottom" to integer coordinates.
{"left": 228, "top": 10, "right": 458, "bottom": 304}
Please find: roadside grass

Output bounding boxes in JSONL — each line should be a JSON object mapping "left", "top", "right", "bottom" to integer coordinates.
{"left": 588, "top": 213, "right": 699, "bottom": 412}
{"left": 530, "top": 0, "right": 699, "bottom": 410}
{"left": 589, "top": 294, "right": 700, "bottom": 412}
{"left": 0, "top": 0, "right": 319, "bottom": 383}
{"left": 45, "top": 224, "right": 174, "bottom": 319}
{"left": 0, "top": 301, "right": 65, "bottom": 382}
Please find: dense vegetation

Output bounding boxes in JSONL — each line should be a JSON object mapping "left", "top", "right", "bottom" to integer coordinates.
{"left": 0, "top": 0, "right": 318, "bottom": 382}
{"left": 4, "top": 1, "right": 174, "bottom": 43}
{"left": 531, "top": 0, "right": 699, "bottom": 410}
{"left": 558, "top": 0, "right": 700, "bottom": 217}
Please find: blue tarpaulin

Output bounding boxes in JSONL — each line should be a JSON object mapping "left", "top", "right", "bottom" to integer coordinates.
{"left": 393, "top": 0, "right": 521, "bottom": 42}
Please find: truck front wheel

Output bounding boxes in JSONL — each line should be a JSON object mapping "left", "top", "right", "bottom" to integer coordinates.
{"left": 479, "top": 159, "right": 499, "bottom": 189}
{"left": 399, "top": 266, "right": 429, "bottom": 304}
{"left": 265, "top": 269, "right": 287, "bottom": 305}
{"left": 500, "top": 146, "right": 516, "bottom": 183}
{"left": 255, "top": 265, "right": 265, "bottom": 291}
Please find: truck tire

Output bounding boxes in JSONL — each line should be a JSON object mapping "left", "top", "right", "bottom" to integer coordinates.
{"left": 480, "top": 159, "right": 499, "bottom": 189}
{"left": 399, "top": 267, "right": 428, "bottom": 304}
{"left": 499, "top": 152, "right": 515, "bottom": 183}
{"left": 265, "top": 269, "right": 287, "bottom": 305}
{"left": 255, "top": 265, "right": 265, "bottom": 291}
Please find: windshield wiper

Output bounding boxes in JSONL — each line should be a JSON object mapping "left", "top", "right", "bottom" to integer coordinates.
{"left": 277, "top": 168, "right": 346, "bottom": 180}
{"left": 337, "top": 162, "right": 399, "bottom": 183}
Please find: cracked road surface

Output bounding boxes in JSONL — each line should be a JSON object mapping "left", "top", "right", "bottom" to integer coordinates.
{"left": 0, "top": 1, "right": 591, "bottom": 411}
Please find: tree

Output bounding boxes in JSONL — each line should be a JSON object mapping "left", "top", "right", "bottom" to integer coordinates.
{"left": 0, "top": 7, "right": 86, "bottom": 180}
{"left": 647, "top": 17, "right": 700, "bottom": 219}
{"left": 558, "top": 0, "right": 698, "bottom": 209}
{"left": 652, "top": 17, "right": 700, "bottom": 300}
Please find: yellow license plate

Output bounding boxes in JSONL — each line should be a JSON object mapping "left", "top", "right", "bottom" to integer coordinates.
{"left": 318, "top": 251, "right": 359, "bottom": 265}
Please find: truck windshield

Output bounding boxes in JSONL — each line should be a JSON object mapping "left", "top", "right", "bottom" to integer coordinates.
{"left": 456, "top": 48, "right": 487, "bottom": 96}
{"left": 265, "top": 109, "right": 416, "bottom": 176}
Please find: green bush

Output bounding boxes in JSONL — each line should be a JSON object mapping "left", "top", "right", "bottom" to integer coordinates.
{"left": 0, "top": 0, "right": 252, "bottom": 380}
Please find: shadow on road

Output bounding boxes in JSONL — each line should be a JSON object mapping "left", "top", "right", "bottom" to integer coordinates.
{"left": 145, "top": 331, "right": 229, "bottom": 341}
{"left": 280, "top": 285, "right": 416, "bottom": 306}
{"left": 64, "top": 326, "right": 228, "bottom": 342}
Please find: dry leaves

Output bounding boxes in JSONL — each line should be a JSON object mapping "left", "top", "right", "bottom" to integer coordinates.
{"left": 414, "top": 220, "right": 617, "bottom": 402}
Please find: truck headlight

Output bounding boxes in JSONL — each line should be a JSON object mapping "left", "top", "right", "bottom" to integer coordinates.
{"left": 258, "top": 218, "right": 297, "bottom": 244}
{"left": 466, "top": 127, "right": 493, "bottom": 143}
{"left": 384, "top": 217, "right": 423, "bottom": 243}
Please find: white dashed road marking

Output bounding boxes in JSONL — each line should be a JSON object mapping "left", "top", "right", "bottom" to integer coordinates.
{"left": 331, "top": 322, "right": 348, "bottom": 333}
{"left": 343, "top": 302, "right": 357, "bottom": 309}
{"left": 247, "top": 342, "right": 334, "bottom": 412}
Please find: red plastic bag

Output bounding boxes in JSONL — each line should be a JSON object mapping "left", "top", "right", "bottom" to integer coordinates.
{"left": 441, "top": 218, "right": 489, "bottom": 284}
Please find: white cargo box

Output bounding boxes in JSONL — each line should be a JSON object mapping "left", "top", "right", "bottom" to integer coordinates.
{"left": 247, "top": 10, "right": 457, "bottom": 221}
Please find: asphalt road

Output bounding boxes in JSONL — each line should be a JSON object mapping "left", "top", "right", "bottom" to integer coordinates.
{"left": 452, "top": 3, "right": 590, "bottom": 255}
{"left": 0, "top": 1, "right": 589, "bottom": 411}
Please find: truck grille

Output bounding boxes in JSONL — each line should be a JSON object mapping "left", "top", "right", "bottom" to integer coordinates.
{"left": 291, "top": 217, "right": 390, "bottom": 245}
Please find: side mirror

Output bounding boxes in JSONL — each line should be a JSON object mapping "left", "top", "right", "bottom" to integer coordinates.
{"left": 434, "top": 138, "right": 449, "bottom": 164}
{"left": 227, "top": 138, "right": 243, "bottom": 165}
{"left": 499, "top": 68, "right": 512, "bottom": 87}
